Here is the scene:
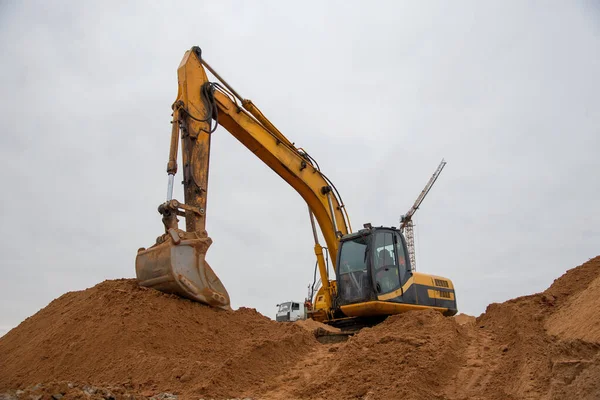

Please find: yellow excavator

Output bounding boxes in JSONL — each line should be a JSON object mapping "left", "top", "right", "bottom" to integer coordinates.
{"left": 135, "top": 46, "right": 457, "bottom": 329}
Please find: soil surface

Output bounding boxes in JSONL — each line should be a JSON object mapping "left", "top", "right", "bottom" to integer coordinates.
{"left": 0, "top": 280, "right": 316, "bottom": 399}
{"left": 294, "top": 318, "right": 340, "bottom": 333}
{"left": 1, "top": 256, "right": 600, "bottom": 399}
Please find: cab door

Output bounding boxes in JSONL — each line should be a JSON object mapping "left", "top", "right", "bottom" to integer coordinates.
{"left": 337, "top": 235, "right": 371, "bottom": 305}
{"left": 395, "top": 231, "right": 417, "bottom": 303}
{"left": 290, "top": 302, "right": 301, "bottom": 321}
{"left": 372, "top": 231, "right": 401, "bottom": 296}
{"left": 394, "top": 232, "right": 410, "bottom": 286}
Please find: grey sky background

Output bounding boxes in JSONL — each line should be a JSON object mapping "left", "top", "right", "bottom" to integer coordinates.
{"left": 1, "top": 1, "right": 599, "bottom": 337}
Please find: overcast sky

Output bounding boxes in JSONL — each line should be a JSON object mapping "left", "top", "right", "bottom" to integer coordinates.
{"left": 1, "top": 1, "right": 599, "bottom": 336}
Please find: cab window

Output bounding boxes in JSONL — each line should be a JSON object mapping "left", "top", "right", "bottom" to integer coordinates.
{"left": 292, "top": 303, "right": 300, "bottom": 311}
{"left": 338, "top": 236, "right": 368, "bottom": 274}
{"left": 337, "top": 235, "right": 371, "bottom": 304}
{"left": 372, "top": 231, "right": 400, "bottom": 294}
{"left": 395, "top": 232, "right": 409, "bottom": 283}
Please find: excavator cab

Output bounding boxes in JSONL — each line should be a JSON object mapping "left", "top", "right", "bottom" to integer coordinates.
{"left": 334, "top": 226, "right": 458, "bottom": 319}
{"left": 336, "top": 227, "right": 408, "bottom": 305}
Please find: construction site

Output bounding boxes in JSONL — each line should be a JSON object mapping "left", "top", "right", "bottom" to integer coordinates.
{"left": 0, "top": 256, "right": 599, "bottom": 399}
{"left": 2, "top": 3, "right": 600, "bottom": 400}
{"left": 2, "top": 42, "right": 600, "bottom": 399}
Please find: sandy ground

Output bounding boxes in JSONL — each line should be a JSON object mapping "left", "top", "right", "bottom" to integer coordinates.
{"left": 1, "top": 256, "right": 599, "bottom": 399}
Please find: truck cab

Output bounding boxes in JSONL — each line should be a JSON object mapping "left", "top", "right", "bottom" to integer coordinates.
{"left": 276, "top": 301, "right": 306, "bottom": 322}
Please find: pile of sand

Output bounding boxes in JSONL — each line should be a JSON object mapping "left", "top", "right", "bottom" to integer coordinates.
{"left": 453, "top": 255, "right": 600, "bottom": 400}
{"left": 453, "top": 313, "right": 476, "bottom": 325}
{"left": 1, "top": 256, "right": 600, "bottom": 399}
{"left": 0, "top": 279, "right": 317, "bottom": 399}
{"left": 294, "top": 318, "right": 340, "bottom": 333}
{"left": 546, "top": 256, "right": 600, "bottom": 343}
{"left": 292, "top": 309, "right": 466, "bottom": 400}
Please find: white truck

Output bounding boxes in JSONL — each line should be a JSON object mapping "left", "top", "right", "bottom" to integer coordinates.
{"left": 275, "top": 301, "right": 306, "bottom": 322}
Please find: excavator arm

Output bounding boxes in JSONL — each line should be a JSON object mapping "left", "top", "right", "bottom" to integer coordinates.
{"left": 136, "top": 47, "right": 350, "bottom": 319}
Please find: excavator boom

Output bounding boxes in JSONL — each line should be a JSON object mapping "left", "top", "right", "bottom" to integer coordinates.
{"left": 136, "top": 46, "right": 457, "bottom": 325}
{"left": 136, "top": 47, "right": 349, "bottom": 318}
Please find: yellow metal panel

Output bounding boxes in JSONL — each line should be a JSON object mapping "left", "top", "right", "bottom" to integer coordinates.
{"left": 340, "top": 301, "right": 448, "bottom": 317}
{"left": 377, "top": 276, "right": 414, "bottom": 301}
{"left": 177, "top": 49, "right": 349, "bottom": 259}
{"left": 377, "top": 272, "right": 455, "bottom": 301}
{"left": 175, "top": 48, "right": 351, "bottom": 317}
{"left": 175, "top": 50, "right": 212, "bottom": 233}
{"left": 427, "top": 274, "right": 455, "bottom": 290}
{"left": 213, "top": 91, "right": 348, "bottom": 266}
{"left": 427, "top": 289, "right": 456, "bottom": 301}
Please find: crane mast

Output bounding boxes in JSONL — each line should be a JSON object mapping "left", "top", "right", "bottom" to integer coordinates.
{"left": 400, "top": 159, "right": 446, "bottom": 271}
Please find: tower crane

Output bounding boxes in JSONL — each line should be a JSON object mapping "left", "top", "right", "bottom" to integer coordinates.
{"left": 400, "top": 159, "right": 447, "bottom": 271}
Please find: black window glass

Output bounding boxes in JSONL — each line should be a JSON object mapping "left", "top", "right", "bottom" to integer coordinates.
{"left": 337, "top": 235, "right": 371, "bottom": 304}
{"left": 338, "top": 236, "right": 368, "bottom": 274}
{"left": 372, "top": 231, "right": 400, "bottom": 294}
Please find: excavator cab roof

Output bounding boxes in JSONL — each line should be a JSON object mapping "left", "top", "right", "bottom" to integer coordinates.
{"left": 339, "top": 225, "right": 399, "bottom": 242}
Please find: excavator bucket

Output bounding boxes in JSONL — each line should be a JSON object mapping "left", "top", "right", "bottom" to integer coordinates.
{"left": 135, "top": 229, "right": 231, "bottom": 310}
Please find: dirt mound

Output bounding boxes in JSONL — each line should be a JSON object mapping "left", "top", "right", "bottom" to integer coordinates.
{"left": 294, "top": 318, "right": 340, "bottom": 333}
{"left": 546, "top": 257, "right": 600, "bottom": 343}
{"left": 454, "top": 313, "right": 476, "bottom": 325}
{"left": 2, "top": 256, "right": 600, "bottom": 399}
{"left": 0, "top": 381, "right": 154, "bottom": 400}
{"left": 444, "top": 255, "right": 600, "bottom": 400}
{"left": 545, "top": 256, "right": 600, "bottom": 301}
{"left": 0, "top": 279, "right": 317, "bottom": 399}
{"left": 291, "top": 309, "right": 466, "bottom": 400}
